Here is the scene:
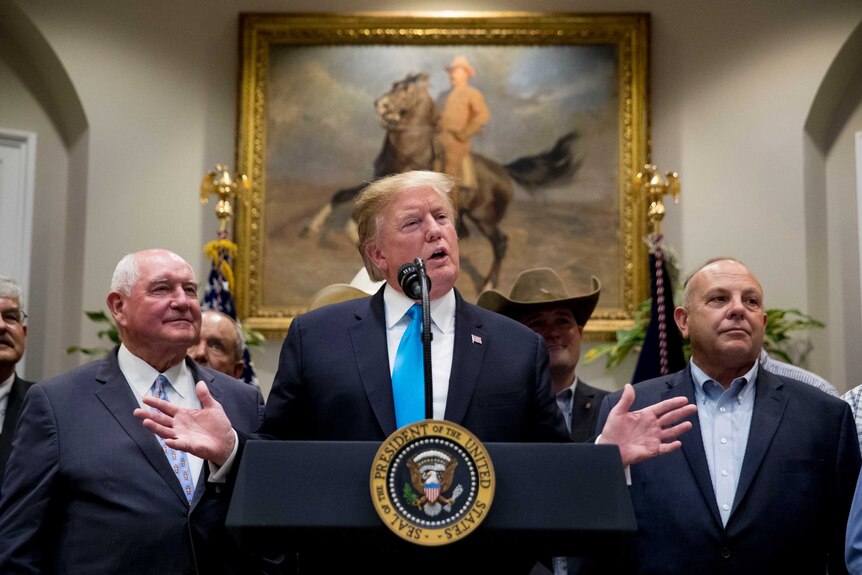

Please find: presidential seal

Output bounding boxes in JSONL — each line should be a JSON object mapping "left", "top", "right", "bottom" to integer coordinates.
{"left": 370, "top": 420, "right": 495, "bottom": 546}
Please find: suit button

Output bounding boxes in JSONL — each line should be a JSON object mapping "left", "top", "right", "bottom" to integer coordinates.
{"left": 721, "top": 547, "right": 731, "bottom": 559}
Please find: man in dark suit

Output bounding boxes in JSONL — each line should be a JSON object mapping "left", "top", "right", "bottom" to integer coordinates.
{"left": 598, "top": 257, "right": 860, "bottom": 574}
{"left": 0, "top": 249, "right": 271, "bottom": 574}
{"left": 479, "top": 267, "right": 608, "bottom": 575}
{"left": 0, "top": 275, "right": 34, "bottom": 483}
{"left": 140, "top": 172, "right": 697, "bottom": 572}
{"left": 477, "top": 267, "right": 607, "bottom": 442}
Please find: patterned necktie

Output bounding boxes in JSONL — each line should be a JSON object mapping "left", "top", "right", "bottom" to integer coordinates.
{"left": 392, "top": 304, "right": 424, "bottom": 428}
{"left": 151, "top": 375, "right": 195, "bottom": 503}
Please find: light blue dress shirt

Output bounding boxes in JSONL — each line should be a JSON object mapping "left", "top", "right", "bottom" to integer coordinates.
{"left": 690, "top": 359, "right": 758, "bottom": 526}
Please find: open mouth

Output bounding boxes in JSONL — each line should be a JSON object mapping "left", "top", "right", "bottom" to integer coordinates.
{"left": 429, "top": 249, "right": 447, "bottom": 261}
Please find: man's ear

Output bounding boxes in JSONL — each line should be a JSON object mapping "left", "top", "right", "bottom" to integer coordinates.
{"left": 365, "top": 243, "right": 388, "bottom": 276}
{"left": 673, "top": 306, "right": 689, "bottom": 338}
{"left": 106, "top": 291, "right": 127, "bottom": 327}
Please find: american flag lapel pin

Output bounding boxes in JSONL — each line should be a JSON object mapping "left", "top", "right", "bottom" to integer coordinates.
{"left": 471, "top": 334, "right": 483, "bottom": 345}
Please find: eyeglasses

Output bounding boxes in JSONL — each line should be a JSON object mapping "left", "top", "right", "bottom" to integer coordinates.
{"left": 0, "top": 308, "right": 27, "bottom": 326}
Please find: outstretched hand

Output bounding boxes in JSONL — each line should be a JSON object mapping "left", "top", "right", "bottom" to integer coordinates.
{"left": 599, "top": 383, "right": 697, "bottom": 466}
{"left": 134, "top": 381, "right": 235, "bottom": 466}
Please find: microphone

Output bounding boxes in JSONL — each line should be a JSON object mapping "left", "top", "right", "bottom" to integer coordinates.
{"left": 397, "top": 260, "right": 431, "bottom": 300}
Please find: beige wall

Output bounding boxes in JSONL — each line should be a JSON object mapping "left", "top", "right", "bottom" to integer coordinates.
{"left": 2, "top": 0, "right": 862, "bottom": 394}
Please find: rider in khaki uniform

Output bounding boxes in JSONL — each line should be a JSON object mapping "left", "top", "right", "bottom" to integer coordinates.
{"left": 437, "top": 55, "right": 490, "bottom": 212}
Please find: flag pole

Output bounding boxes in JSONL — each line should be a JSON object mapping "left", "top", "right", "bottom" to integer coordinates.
{"left": 634, "top": 165, "right": 681, "bottom": 378}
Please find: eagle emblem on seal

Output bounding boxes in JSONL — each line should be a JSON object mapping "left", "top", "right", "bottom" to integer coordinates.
{"left": 406, "top": 449, "right": 463, "bottom": 517}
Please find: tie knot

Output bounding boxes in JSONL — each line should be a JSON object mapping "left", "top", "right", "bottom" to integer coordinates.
{"left": 151, "top": 374, "right": 170, "bottom": 401}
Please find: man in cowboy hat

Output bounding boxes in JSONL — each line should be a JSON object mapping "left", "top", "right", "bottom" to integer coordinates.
{"left": 480, "top": 268, "right": 609, "bottom": 575}
{"left": 478, "top": 268, "right": 606, "bottom": 442}
{"left": 437, "top": 55, "right": 490, "bottom": 212}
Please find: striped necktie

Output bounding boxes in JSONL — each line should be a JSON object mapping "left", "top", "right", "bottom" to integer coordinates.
{"left": 150, "top": 375, "right": 195, "bottom": 503}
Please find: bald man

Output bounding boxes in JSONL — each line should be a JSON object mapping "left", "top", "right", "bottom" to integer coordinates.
{"left": 598, "top": 257, "right": 859, "bottom": 574}
{"left": 189, "top": 310, "right": 245, "bottom": 379}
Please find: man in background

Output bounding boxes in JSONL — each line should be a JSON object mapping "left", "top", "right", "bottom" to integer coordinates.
{"left": 0, "top": 275, "right": 34, "bottom": 483}
{"left": 478, "top": 267, "right": 606, "bottom": 442}
{"left": 189, "top": 309, "right": 245, "bottom": 379}
{"left": 598, "top": 257, "right": 859, "bottom": 574}
{"left": 0, "top": 249, "right": 272, "bottom": 573}
{"left": 479, "top": 267, "right": 608, "bottom": 575}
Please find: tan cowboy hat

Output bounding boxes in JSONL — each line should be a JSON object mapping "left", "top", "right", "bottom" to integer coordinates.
{"left": 307, "top": 268, "right": 385, "bottom": 311}
{"left": 445, "top": 55, "right": 476, "bottom": 77}
{"left": 477, "top": 268, "right": 601, "bottom": 326}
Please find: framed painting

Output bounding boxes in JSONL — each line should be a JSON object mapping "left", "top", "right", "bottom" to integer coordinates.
{"left": 236, "top": 12, "right": 650, "bottom": 337}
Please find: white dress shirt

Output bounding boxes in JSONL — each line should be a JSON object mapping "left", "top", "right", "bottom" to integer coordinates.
{"left": 117, "top": 344, "right": 205, "bottom": 487}
{"left": 383, "top": 284, "right": 456, "bottom": 420}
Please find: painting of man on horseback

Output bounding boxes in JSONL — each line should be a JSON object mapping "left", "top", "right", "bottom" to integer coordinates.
{"left": 303, "top": 68, "right": 581, "bottom": 291}
{"left": 264, "top": 43, "right": 622, "bottom": 308}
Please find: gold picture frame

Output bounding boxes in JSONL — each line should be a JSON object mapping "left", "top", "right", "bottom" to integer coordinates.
{"left": 236, "top": 12, "right": 650, "bottom": 338}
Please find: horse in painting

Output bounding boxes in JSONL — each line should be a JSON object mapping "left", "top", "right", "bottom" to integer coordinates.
{"left": 302, "top": 72, "right": 580, "bottom": 290}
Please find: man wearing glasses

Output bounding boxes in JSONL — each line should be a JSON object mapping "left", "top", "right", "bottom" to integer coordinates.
{"left": 0, "top": 275, "right": 33, "bottom": 483}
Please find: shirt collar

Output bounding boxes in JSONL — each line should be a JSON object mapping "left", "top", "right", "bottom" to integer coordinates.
{"left": 383, "top": 283, "right": 456, "bottom": 334}
{"left": 690, "top": 358, "right": 758, "bottom": 402}
{"left": 118, "top": 344, "right": 191, "bottom": 399}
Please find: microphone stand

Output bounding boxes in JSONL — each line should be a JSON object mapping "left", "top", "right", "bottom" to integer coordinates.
{"left": 414, "top": 258, "right": 434, "bottom": 420}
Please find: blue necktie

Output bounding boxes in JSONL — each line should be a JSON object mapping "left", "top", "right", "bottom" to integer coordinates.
{"left": 151, "top": 375, "right": 195, "bottom": 503}
{"left": 392, "top": 304, "right": 424, "bottom": 428}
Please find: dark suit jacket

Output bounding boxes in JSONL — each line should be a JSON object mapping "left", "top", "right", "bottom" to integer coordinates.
{"left": 0, "top": 349, "right": 267, "bottom": 575}
{"left": 260, "top": 288, "right": 568, "bottom": 443}
{"left": 0, "top": 375, "right": 34, "bottom": 483}
{"left": 569, "top": 379, "right": 609, "bottom": 443}
{"left": 257, "top": 288, "right": 569, "bottom": 573}
{"left": 597, "top": 365, "right": 861, "bottom": 575}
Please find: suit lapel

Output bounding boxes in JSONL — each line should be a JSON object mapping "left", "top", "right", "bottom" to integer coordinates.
{"left": 94, "top": 350, "right": 190, "bottom": 507}
{"left": 444, "top": 293, "right": 486, "bottom": 425}
{"left": 187, "top": 361, "right": 216, "bottom": 508}
{"left": 0, "top": 376, "right": 29, "bottom": 473}
{"left": 665, "top": 367, "right": 725, "bottom": 529}
{"left": 730, "top": 370, "right": 787, "bottom": 518}
{"left": 350, "top": 289, "right": 397, "bottom": 435}
{"left": 569, "top": 380, "right": 598, "bottom": 440}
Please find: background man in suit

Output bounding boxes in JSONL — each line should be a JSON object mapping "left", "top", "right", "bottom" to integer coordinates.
{"left": 189, "top": 309, "right": 245, "bottom": 379}
{"left": 598, "top": 257, "right": 860, "bottom": 574}
{"left": 477, "top": 267, "right": 606, "bottom": 442}
{"left": 0, "top": 275, "right": 34, "bottom": 483}
{"left": 140, "top": 171, "right": 697, "bottom": 572}
{"left": 0, "top": 249, "right": 271, "bottom": 574}
{"left": 479, "top": 267, "right": 607, "bottom": 575}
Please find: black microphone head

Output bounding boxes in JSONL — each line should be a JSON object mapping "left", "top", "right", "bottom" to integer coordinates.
{"left": 398, "top": 263, "right": 422, "bottom": 299}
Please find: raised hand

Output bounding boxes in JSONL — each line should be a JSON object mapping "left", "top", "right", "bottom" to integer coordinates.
{"left": 134, "top": 381, "right": 235, "bottom": 466}
{"left": 599, "top": 383, "right": 697, "bottom": 466}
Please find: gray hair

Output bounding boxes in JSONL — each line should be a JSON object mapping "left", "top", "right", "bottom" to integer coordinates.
{"left": 111, "top": 253, "right": 140, "bottom": 296}
{"left": 353, "top": 170, "right": 457, "bottom": 281}
{"left": 0, "top": 275, "right": 23, "bottom": 307}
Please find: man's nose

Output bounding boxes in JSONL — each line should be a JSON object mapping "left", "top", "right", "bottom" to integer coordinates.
{"left": 189, "top": 341, "right": 206, "bottom": 362}
{"left": 171, "top": 287, "right": 193, "bottom": 308}
{"left": 726, "top": 297, "right": 745, "bottom": 318}
{"left": 425, "top": 215, "right": 442, "bottom": 241}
